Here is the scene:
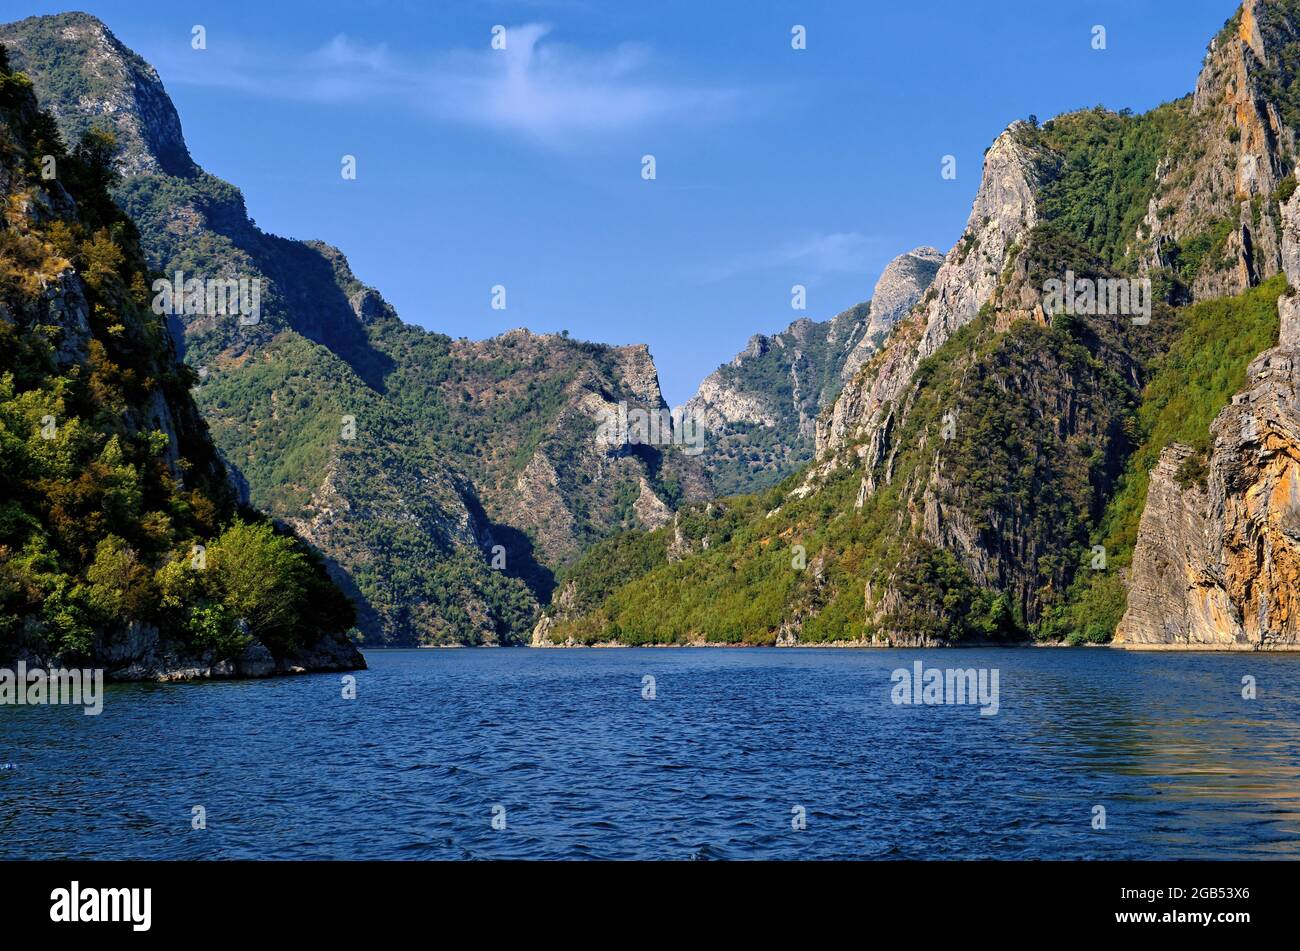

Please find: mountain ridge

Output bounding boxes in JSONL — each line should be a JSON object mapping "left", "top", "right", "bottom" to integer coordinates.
{"left": 683, "top": 247, "right": 940, "bottom": 496}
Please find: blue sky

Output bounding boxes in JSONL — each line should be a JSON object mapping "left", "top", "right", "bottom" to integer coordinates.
{"left": 22, "top": 0, "right": 1238, "bottom": 404}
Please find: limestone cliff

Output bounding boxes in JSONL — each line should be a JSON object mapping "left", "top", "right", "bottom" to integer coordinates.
{"left": 1139, "top": 0, "right": 1299, "bottom": 301}
{"left": 815, "top": 124, "right": 1053, "bottom": 466}
{"left": 840, "top": 247, "right": 943, "bottom": 381}
{"left": 795, "top": 0, "right": 1300, "bottom": 642}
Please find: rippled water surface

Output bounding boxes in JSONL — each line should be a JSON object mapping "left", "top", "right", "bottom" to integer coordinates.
{"left": 3, "top": 647, "right": 1300, "bottom": 859}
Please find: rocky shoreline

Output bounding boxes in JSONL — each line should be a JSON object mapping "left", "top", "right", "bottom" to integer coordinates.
{"left": 4, "top": 626, "right": 365, "bottom": 683}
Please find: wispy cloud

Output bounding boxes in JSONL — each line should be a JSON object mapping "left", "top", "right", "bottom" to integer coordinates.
{"left": 158, "top": 24, "right": 745, "bottom": 146}
{"left": 702, "top": 232, "right": 882, "bottom": 284}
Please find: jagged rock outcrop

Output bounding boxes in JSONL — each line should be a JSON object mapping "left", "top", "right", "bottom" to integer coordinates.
{"left": 0, "top": 13, "right": 194, "bottom": 177}
{"left": 1119, "top": 169, "right": 1300, "bottom": 648}
{"left": 840, "top": 247, "right": 943, "bottom": 381}
{"left": 530, "top": 581, "right": 578, "bottom": 647}
{"left": 684, "top": 308, "right": 868, "bottom": 494}
{"left": 1118, "top": 344, "right": 1300, "bottom": 647}
{"left": 823, "top": 0, "right": 1300, "bottom": 642}
{"left": 815, "top": 124, "right": 1052, "bottom": 465}
{"left": 442, "top": 328, "right": 712, "bottom": 565}
{"left": 1140, "top": 0, "right": 1299, "bottom": 301}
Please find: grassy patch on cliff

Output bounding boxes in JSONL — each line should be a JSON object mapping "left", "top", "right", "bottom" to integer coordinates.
{"left": 1048, "top": 275, "right": 1285, "bottom": 642}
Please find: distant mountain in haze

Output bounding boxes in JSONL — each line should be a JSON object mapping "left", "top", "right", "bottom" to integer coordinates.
{"left": 684, "top": 248, "right": 940, "bottom": 495}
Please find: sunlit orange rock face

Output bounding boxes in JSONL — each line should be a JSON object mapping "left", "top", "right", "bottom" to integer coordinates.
{"left": 1221, "top": 407, "right": 1300, "bottom": 641}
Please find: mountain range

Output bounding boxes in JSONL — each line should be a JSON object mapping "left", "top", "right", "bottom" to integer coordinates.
{"left": 685, "top": 247, "right": 942, "bottom": 496}
{"left": 4, "top": 1, "right": 1300, "bottom": 656}
{"left": 536, "top": 0, "right": 1300, "bottom": 649}
{"left": 1, "top": 12, "right": 718, "bottom": 646}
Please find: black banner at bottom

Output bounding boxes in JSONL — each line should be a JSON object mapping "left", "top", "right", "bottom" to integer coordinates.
{"left": 0, "top": 860, "right": 1288, "bottom": 937}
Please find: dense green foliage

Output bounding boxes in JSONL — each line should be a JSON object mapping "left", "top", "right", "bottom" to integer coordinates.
{"left": 0, "top": 48, "right": 352, "bottom": 663}
{"left": 548, "top": 291, "right": 1153, "bottom": 645}
{"left": 550, "top": 528, "right": 670, "bottom": 620}
{"left": 1026, "top": 103, "right": 1245, "bottom": 306}
{"left": 10, "top": 9, "right": 1286, "bottom": 652}
{"left": 1251, "top": 1, "right": 1300, "bottom": 133}
{"left": 82, "top": 107, "right": 692, "bottom": 643}
{"left": 1032, "top": 102, "right": 1195, "bottom": 270}
{"left": 553, "top": 269, "right": 1283, "bottom": 648}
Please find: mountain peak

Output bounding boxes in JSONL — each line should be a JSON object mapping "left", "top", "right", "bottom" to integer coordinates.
{"left": 0, "top": 12, "right": 195, "bottom": 177}
{"left": 838, "top": 246, "right": 944, "bottom": 382}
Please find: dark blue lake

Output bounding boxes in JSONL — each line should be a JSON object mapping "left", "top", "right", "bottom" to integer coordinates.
{"left": 2, "top": 647, "right": 1299, "bottom": 859}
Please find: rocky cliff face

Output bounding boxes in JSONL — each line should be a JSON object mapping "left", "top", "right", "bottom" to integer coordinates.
{"left": 430, "top": 328, "right": 711, "bottom": 566}
{"left": 1119, "top": 171, "right": 1300, "bottom": 648}
{"left": 684, "top": 307, "right": 867, "bottom": 495}
{"left": 684, "top": 248, "right": 940, "bottom": 496}
{"left": 793, "top": 2, "right": 1300, "bottom": 642}
{"left": 2, "top": 12, "right": 709, "bottom": 645}
{"left": 1140, "top": 0, "right": 1299, "bottom": 301}
{"left": 840, "top": 247, "right": 943, "bottom": 381}
{"left": 478, "top": 0, "right": 1300, "bottom": 649}
{"left": 0, "top": 13, "right": 193, "bottom": 177}
{"left": 815, "top": 124, "right": 1052, "bottom": 465}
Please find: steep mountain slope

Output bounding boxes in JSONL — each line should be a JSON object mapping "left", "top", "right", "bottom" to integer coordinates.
{"left": 0, "top": 46, "right": 361, "bottom": 677}
{"left": 684, "top": 248, "right": 940, "bottom": 496}
{"left": 1137, "top": 0, "right": 1299, "bottom": 300}
{"left": 0, "top": 12, "right": 710, "bottom": 645}
{"left": 539, "top": 0, "right": 1300, "bottom": 647}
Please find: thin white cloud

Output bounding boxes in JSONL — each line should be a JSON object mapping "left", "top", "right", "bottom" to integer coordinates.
{"left": 157, "top": 24, "right": 745, "bottom": 146}
{"left": 308, "top": 35, "right": 395, "bottom": 73}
